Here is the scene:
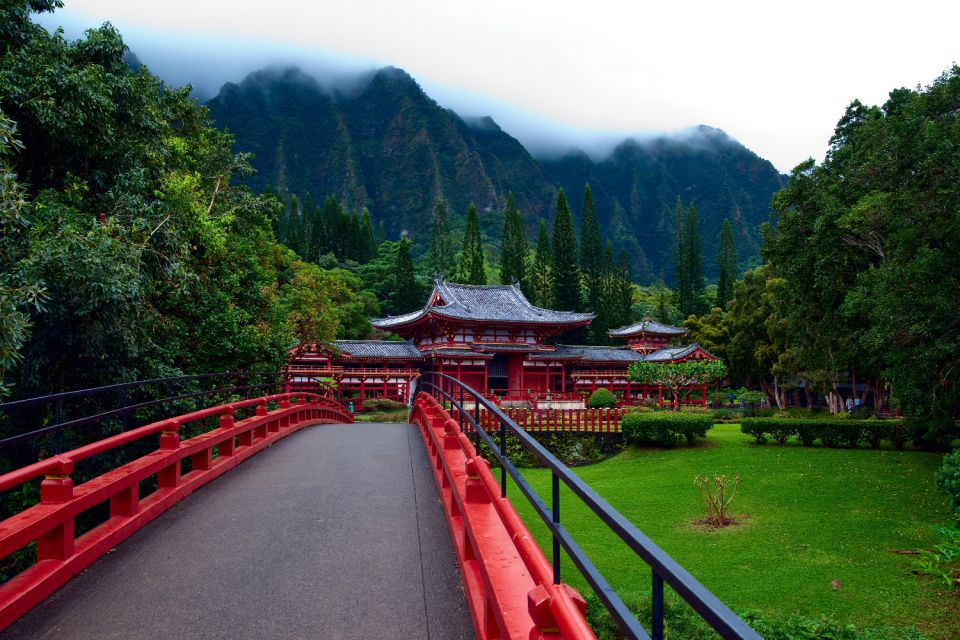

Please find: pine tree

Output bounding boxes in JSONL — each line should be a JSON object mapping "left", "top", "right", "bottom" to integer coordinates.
{"left": 359, "top": 208, "right": 376, "bottom": 263}
{"left": 530, "top": 220, "right": 553, "bottom": 308}
{"left": 392, "top": 237, "right": 421, "bottom": 314}
{"left": 499, "top": 192, "right": 528, "bottom": 288}
{"left": 673, "top": 197, "right": 689, "bottom": 317}
{"left": 579, "top": 184, "right": 605, "bottom": 319}
{"left": 684, "top": 203, "right": 705, "bottom": 317}
{"left": 552, "top": 189, "right": 586, "bottom": 342}
{"left": 460, "top": 204, "right": 486, "bottom": 285}
{"left": 613, "top": 249, "right": 635, "bottom": 329}
{"left": 716, "top": 217, "right": 737, "bottom": 310}
{"left": 552, "top": 189, "right": 581, "bottom": 311}
{"left": 429, "top": 199, "right": 453, "bottom": 277}
{"left": 376, "top": 220, "right": 386, "bottom": 245}
{"left": 590, "top": 240, "right": 615, "bottom": 343}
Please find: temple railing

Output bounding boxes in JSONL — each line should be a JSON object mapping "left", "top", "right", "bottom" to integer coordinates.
{"left": 418, "top": 372, "right": 759, "bottom": 640}
{"left": 0, "top": 387, "right": 352, "bottom": 631}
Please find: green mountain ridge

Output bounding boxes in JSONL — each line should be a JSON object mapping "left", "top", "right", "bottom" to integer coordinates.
{"left": 207, "top": 65, "right": 786, "bottom": 280}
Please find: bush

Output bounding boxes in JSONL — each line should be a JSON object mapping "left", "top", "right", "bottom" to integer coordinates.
{"left": 621, "top": 412, "right": 713, "bottom": 447}
{"left": 937, "top": 450, "right": 960, "bottom": 523}
{"left": 361, "top": 397, "right": 407, "bottom": 412}
{"left": 740, "top": 418, "right": 903, "bottom": 449}
{"left": 587, "top": 388, "right": 617, "bottom": 409}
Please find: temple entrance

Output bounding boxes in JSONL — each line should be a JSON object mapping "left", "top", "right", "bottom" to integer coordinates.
{"left": 487, "top": 354, "right": 508, "bottom": 393}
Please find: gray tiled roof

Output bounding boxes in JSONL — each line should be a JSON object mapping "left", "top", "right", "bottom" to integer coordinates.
{"left": 332, "top": 340, "right": 423, "bottom": 360}
{"left": 554, "top": 345, "right": 645, "bottom": 363}
{"left": 470, "top": 343, "right": 537, "bottom": 352}
{"left": 608, "top": 318, "right": 688, "bottom": 337}
{"left": 420, "top": 349, "right": 494, "bottom": 359}
{"left": 643, "top": 343, "right": 709, "bottom": 362}
{"left": 371, "top": 279, "right": 594, "bottom": 329}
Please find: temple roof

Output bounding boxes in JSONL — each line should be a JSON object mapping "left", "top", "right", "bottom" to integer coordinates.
{"left": 332, "top": 340, "right": 423, "bottom": 360}
{"left": 371, "top": 279, "right": 594, "bottom": 330}
{"left": 551, "top": 345, "right": 645, "bottom": 363}
{"left": 608, "top": 318, "right": 688, "bottom": 338}
{"left": 643, "top": 343, "right": 710, "bottom": 362}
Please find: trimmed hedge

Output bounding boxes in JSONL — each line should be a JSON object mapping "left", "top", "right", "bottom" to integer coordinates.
{"left": 740, "top": 418, "right": 905, "bottom": 449}
{"left": 587, "top": 387, "right": 618, "bottom": 409}
{"left": 621, "top": 412, "right": 713, "bottom": 447}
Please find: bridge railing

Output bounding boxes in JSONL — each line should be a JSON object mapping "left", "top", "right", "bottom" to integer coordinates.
{"left": 419, "top": 372, "right": 759, "bottom": 640}
{"left": 0, "top": 390, "right": 352, "bottom": 631}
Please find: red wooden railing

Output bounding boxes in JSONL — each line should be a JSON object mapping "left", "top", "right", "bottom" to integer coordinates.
{"left": 0, "top": 393, "right": 352, "bottom": 631}
{"left": 457, "top": 407, "right": 627, "bottom": 433}
{"left": 410, "top": 393, "right": 595, "bottom": 640}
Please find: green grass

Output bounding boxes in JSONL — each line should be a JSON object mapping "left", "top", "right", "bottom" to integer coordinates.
{"left": 504, "top": 424, "right": 956, "bottom": 638}
{"left": 352, "top": 408, "right": 409, "bottom": 423}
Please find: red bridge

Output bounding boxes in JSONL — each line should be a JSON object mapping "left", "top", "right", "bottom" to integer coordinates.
{"left": 0, "top": 374, "right": 759, "bottom": 640}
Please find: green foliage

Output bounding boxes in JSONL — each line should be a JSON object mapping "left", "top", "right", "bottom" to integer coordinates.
{"left": 675, "top": 200, "right": 706, "bottom": 318}
{"left": 430, "top": 199, "right": 453, "bottom": 277}
{"left": 716, "top": 218, "right": 737, "bottom": 310}
{"left": 740, "top": 418, "right": 905, "bottom": 448}
{"left": 551, "top": 189, "right": 581, "bottom": 313}
{"left": 621, "top": 411, "right": 713, "bottom": 447}
{"left": 458, "top": 203, "right": 486, "bottom": 285}
{"left": 587, "top": 387, "right": 617, "bottom": 409}
{"left": 361, "top": 397, "right": 407, "bottom": 412}
{"left": 936, "top": 450, "right": 960, "bottom": 523}
{"left": 914, "top": 525, "right": 960, "bottom": 590}
{"left": 529, "top": 219, "right": 553, "bottom": 308}
{"left": 580, "top": 184, "right": 605, "bottom": 338}
{"left": 628, "top": 359, "right": 728, "bottom": 410}
{"left": 392, "top": 237, "right": 423, "bottom": 313}
{"left": 499, "top": 192, "right": 528, "bottom": 288}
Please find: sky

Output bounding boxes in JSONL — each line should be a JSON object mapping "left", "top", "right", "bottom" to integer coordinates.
{"left": 36, "top": 0, "right": 960, "bottom": 173}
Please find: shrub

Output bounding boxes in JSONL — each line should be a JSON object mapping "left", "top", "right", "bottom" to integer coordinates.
{"left": 587, "top": 387, "right": 617, "bottom": 409}
{"left": 740, "top": 418, "right": 903, "bottom": 449}
{"left": 361, "top": 397, "right": 407, "bottom": 412}
{"left": 621, "top": 412, "right": 713, "bottom": 447}
{"left": 937, "top": 450, "right": 960, "bottom": 523}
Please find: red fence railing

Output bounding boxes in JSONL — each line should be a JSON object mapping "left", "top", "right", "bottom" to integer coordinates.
{"left": 0, "top": 393, "right": 352, "bottom": 631}
{"left": 456, "top": 407, "right": 627, "bottom": 433}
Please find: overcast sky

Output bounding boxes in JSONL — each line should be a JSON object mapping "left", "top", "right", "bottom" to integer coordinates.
{"left": 37, "top": 0, "right": 959, "bottom": 172}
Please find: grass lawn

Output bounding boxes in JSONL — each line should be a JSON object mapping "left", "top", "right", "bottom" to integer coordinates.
{"left": 505, "top": 424, "right": 956, "bottom": 638}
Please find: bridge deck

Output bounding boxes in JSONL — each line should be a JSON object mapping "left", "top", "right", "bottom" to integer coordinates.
{"left": 5, "top": 423, "right": 474, "bottom": 639}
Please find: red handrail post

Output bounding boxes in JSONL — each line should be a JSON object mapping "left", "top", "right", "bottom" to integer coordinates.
{"left": 219, "top": 410, "right": 236, "bottom": 457}
{"left": 37, "top": 457, "right": 75, "bottom": 561}
{"left": 158, "top": 421, "right": 181, "bottom": 489}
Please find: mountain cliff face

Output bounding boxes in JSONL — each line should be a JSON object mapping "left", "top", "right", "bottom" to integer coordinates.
{"left": 207, "top": 65, "right": 785, "bottom": 279}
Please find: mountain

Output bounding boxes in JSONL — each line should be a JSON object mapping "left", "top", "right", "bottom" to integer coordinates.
{"left": 206, "top": 65, "right": 786, "bottom": 279}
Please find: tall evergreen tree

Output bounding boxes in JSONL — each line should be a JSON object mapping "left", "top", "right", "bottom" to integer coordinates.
{"left": 499, "top": 192, "right": 528, "bottom": 288}
{"left": 673, "top": 197, "right": 689, "bottom": 315}
{"left": 392, "top": 237, "right": 420, "bottom": 313}
{"left": 359, "top": 208, "right": 376, "bottom": 263}
{"left": 613, "top": 249, "right": 635, "bottom": 329}
{"left": 530, "top": 220, "right": 553, "bottom": 308}
{"left": 590, "top": 240, "right": 615, "bottom": 343}
{"left": 716, "top": 218, "right": 737, "bottom": 310}
{"left": 684, "top": 203, "right": 705, "bottom": 316}
{"left": 429, "top": 199, "right": 453, "bottom": 277}
{"left": 579, "top": 184, "right": 605, "bottom": 319}
{"left": 459, "top": 204, "right": 486, "bottom": 285}
{"left": 552, "top": 189, "right": 585, "bottom": 341}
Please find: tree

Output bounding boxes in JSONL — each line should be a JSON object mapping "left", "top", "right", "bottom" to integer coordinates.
{"left": 628, "top": 359, "right": 728, "bottom": 411}
{"left": 674, "top": 199, "right": 706, "bottom": 319}
{"left": 499, "top": 192, "right": 528, "bottom": 288}
{"left": 610, "top": 249, "right": 635, "bottom": 331}
{"left": 429, "top": 199, "right": 453, "bottom": 277}
{"left": 551, "top": 189, "right": 580, "bottom": 310}
{"left": 715, "top": 218, "right": 737, "bottom": 310}
{"left": 552, "top": 189, "right": 585, "bottom": 341}
{"left": 392, "top": 237, "right": 421, "bottom": 313}
{"left": 580, "top": 184, "right": 605, "bottom": 316}
{"left": 530, "top": 220, "right": 553, "bottom": 308}
{"left": 458, "top": 203, "right": 486, "bottom": 285}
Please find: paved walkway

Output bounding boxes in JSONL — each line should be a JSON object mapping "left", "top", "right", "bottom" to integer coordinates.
{"left": 6, "top": 423, "right": 474, "bottom": 640}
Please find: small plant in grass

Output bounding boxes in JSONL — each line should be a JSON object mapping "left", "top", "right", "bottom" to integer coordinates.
{"left": 694, "top": 473, "right": 741, "bottom": 528}
{"left": 587, "top": 388, "right": 617, "bottom": 409}
{"left": 914, "top": 525, "right": 960, "bottom": 590}
{"left": 936, "top": 449, "right": 960, "bottom": 523}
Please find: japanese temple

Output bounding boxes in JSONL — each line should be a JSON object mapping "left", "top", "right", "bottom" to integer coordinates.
{"left": 288, "top": 279, "right": 715, "bottom": 409}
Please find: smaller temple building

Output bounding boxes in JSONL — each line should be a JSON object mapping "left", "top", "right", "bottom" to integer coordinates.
{"left": 289, "top": 279, "right": 715, "bottom": 410}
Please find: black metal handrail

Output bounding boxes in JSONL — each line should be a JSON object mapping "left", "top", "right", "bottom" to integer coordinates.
{"left": 0, "top": 371, "right": 286, "bottom": 453}
{"left": 420, "top": 372, "right": 760, "bottom": 640}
